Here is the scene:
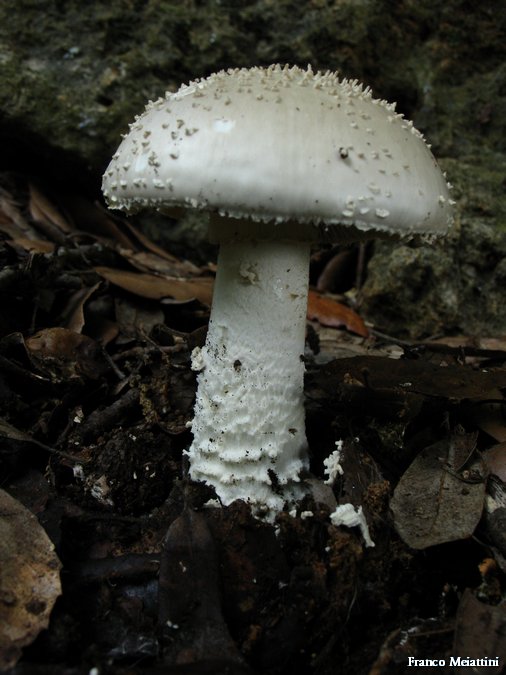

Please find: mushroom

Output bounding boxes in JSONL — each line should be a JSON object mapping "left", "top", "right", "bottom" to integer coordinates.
{"left": 102, "top": 64, "right": 454, "bottom": 517}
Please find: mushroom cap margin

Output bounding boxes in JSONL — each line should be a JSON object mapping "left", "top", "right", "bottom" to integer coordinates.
{"left": 102, "top": 64, "right": 454, "bottom": 240}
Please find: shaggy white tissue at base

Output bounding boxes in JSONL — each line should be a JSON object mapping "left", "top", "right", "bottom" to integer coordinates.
{"left": 191, "top": 346, "right": 205, "bottom": 372}
{"left": 323, "top": 441, "right": 344, "bottom": 485}
{"left": 186, "top": 239, "right": 311, "bottom": 515}
{"left": 330, "top": 504, "right": 375, "bottom": 547}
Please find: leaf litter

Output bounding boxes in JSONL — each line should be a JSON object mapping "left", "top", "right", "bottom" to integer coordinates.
{"left": 0, "top": 171, "right": 506, "bottom": 673}
{"left": 0, "top": 490, "right": 62, "bottom": 672}
{"left": 390, "top": 429, "right": 486, "bottom": 549}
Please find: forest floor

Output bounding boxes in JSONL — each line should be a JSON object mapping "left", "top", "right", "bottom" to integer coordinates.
{"left": 0, "top": 173, "right": 505, "bottom": 675}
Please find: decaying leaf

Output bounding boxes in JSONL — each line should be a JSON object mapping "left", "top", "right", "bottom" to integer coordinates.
{"left": 7, "top": 238, "right": 55, "bottom": 254}
{"left": 453, "top": 589, "right": 506, "bottom": 673}
{"left": 28, "top": 183, "right": 72, "bottom": 241}
{"left": 122, "top": 219, "right": 181, "bottom": 262}
{"left": 94, "top": 266, "right": 214, "bottom": 305}
{"left": 315, "top": 249, "right": 356, "bottom": 293}
{"left": 0, "top": 189, "right": 33, "bottom": 237}
{"left": 425, "top": 334, "right": 506, "bottom": 358}
{"left": 60, "top": 282, "right": 101, "bottom": 334}
{"left": 391, "top": 431, "right": 486, "bottom": 549}
{"left": 118, "top": 248, "right": 201, "bottom": 277}
{"left": 320, "top": 355, "right": 506, "bottom": 401}
{"left": 0, "top": 489, "right": 62, "bottom": 671}
{"left": 59, "top": 194, "right": 136, "bottom": 248}
{"left": 307, "top": 290, "right": 368, "bottom": 337}
{"left": 25, "top": 327, "right": 109, "bottom": 381}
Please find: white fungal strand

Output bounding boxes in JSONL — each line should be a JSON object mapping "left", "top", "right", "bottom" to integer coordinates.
{"left": 330, "top": 504, "right": 375, "bottom": 547}
{"left": 323, "top": 443, "right": 344, "bottom": 485}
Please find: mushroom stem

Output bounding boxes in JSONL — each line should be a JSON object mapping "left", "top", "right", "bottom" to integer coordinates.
{"left": 187, "top": 237, "right": 311, "bottom": 515}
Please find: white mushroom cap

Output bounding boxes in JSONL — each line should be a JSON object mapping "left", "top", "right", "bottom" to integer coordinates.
{"left": 102, "top": 64, "right": 453, "bottom": 239}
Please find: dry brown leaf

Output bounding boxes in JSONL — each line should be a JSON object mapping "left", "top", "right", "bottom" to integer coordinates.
{"left": 0, "top": 192, "right": 30, "bottom": 231}
{"left": 427, "top": 335, "right": 506, "bottom": 353}
{"left": 60, "top": 195, "right": 135, "bottom": 248}
{"left": 421, "top": 335, "right": 506, "bottom": 365}
{"left": 0, "top": 189, "right": 41, "bottom": 241}
{"left": 307, "top": 290, "right": 368, "bottom": 337}
{"left": 25, "top": 327, "right": 109, "bottom": 380}
{"left": 28, "top": 184, "right": 72, "bottom": 237}
{"left": 0, "top": 220, "right": 24, "bottom": 239}
{"left": 315, "top": 249, "right": 355, "bottom": 292}
{"left": 320, "top": 355, "right": 506, "bottom": 401}
{"left": 391, "top": 431, "right": 486, "bottom": 549}
{"left": 61, "top": 196, "right": 182, "bottom": 257}
{"left": 7, "top": 238, "right": 55, "bottom": 254}
{"left": 0, "top": 220, "right": 28, "bottom": 239}
{"left": 95, "top": 266, "right": 214, "bottom": 305}
{"left": 60, "top": 283, "right": 101, "bottom": 334}
{"left": 0, "top": 489, "right": 62, "bottom": 671}
{"left": 118, "top": 248, "right": 201, "bottom": 278}
{"left": 122, "top": 219, "right": 180, "bottom": 262}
